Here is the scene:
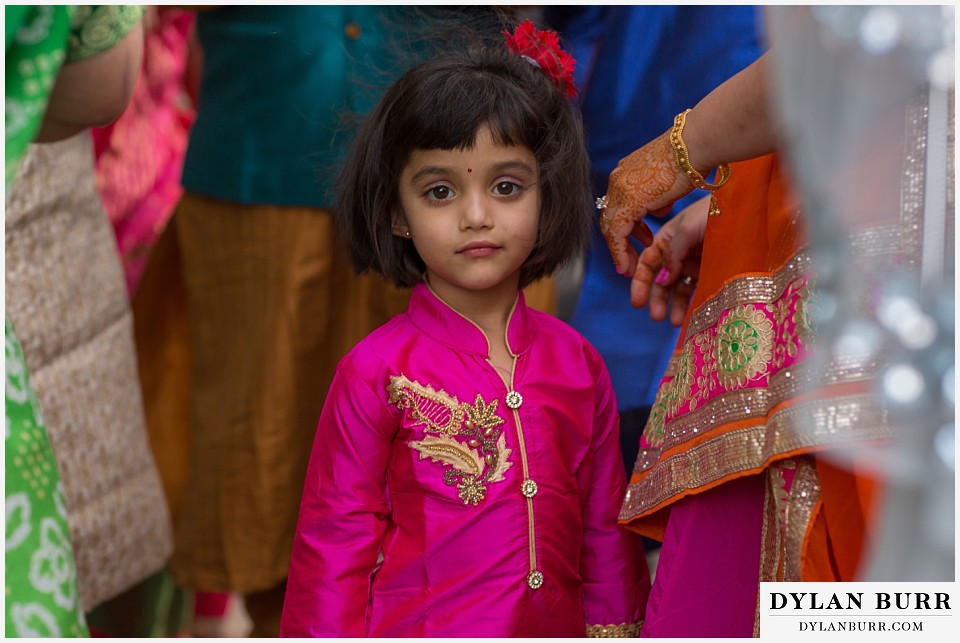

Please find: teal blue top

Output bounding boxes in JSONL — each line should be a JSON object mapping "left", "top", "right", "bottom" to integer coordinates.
{"left": 181, "top": 6, "right": 405, "bottom": 207}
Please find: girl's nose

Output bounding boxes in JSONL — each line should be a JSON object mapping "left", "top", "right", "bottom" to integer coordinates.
{"left": 460, "top": 192, "right": 493, "bottom": 230}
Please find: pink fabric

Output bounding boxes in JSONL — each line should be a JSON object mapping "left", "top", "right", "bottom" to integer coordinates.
{"left": 92, "top": 8, "right": 195, "bottom": 295}
{"left": 281, "top": 283, "right": 649, "bottom": 637}
{"left": 641, "top": 473, "right": 765, "bottom": 638}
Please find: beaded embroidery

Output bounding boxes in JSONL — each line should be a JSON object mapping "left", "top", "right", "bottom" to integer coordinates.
{"left": 389, "top": 375, "right": 513, "bottom": 506}
{"left": 585, "top": 622, "right": 642, "bottom": 638}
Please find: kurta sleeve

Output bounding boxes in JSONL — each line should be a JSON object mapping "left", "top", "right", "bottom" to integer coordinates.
{"left": 280, "top": 362, "right": 396, "bottom": 637}
{"left": 579, "top": 356, "right": 650, "bottom": 637}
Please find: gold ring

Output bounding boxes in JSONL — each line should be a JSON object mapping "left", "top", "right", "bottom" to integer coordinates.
{"left": 600, "top": 213, "right": 612, "bottom": 225}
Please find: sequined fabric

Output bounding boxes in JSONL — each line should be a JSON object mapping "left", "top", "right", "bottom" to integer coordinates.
{"left": 620, "top": 155, "right": 894, "bottom": 536}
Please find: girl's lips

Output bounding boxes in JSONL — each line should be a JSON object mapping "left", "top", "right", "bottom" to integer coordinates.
{"left": 458, "top": 242, "right": 500, "bottom": 258}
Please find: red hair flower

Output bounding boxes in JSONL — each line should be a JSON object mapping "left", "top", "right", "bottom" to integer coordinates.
{"left": 504, "top": 19, "right": 577, "bottom": 99}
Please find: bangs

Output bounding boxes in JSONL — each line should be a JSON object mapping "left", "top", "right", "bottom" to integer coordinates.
{"left": 386, "top": 61, "right": 541, "bottom": 157}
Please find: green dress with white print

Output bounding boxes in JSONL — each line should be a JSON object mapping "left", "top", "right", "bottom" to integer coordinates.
{"left": 4, "top": 5, "right": 144, "bottom": 638}
{"left": 5, "top": 318, "right": 87, "bottom": 637}
{"left": 5, "top": 6, "right": 87, "bottom": 637}
{"left": 5, "top": 5, "right": 144, "bottom": 637}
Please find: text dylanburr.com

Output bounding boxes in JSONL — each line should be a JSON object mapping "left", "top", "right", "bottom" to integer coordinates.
{"left": 759, "top": 582, "right": 956, "bottom": 639}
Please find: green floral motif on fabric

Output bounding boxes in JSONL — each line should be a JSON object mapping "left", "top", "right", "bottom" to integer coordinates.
{"left": 642, "top": 381, "right": 671, "bottom": 448}
{"left": 714, "top": 304, "right": 774, "bottom": 389}
{"left": 5, "top": 317, "right": 89, "bottom": 638}
{"left": 667, "top": 343, "right": 696, "bottom": 415}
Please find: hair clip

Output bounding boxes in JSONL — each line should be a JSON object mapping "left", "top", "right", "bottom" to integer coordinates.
{"left": 504, "top": 20, "right": 577, "bottom": 99}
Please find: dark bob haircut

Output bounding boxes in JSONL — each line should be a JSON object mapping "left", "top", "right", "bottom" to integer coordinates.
{"left": 335, "top": 37, "right": 593, "bottom": 289}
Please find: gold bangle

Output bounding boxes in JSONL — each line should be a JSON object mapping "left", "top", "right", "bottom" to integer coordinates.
{"left": 670, "top": 108, "right": 731, "bottom": 217}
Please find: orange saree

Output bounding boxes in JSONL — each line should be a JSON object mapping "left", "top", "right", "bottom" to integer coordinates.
{"left": 620, "top": 154, "right": 892, "bottom": 634}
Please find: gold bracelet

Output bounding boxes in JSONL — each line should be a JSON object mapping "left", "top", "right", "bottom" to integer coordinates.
{"left": 670, "top": 108, "right": 731, "bottom": 217}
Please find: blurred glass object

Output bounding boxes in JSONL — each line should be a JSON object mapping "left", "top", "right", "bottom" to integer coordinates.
{"left": 766, "top": 5, "right": 954, "bottom": 581}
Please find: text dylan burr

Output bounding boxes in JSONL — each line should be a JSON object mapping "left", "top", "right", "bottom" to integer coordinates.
{"left": 770, "top": 592, "right": 951, "bottom": 610}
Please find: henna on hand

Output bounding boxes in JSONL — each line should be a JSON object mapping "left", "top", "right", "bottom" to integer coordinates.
{"left": 601, "top": 131, "right": 694, "bottom": 276}
{"left": 631, "top": 195, "right": 709, "bottom": 320}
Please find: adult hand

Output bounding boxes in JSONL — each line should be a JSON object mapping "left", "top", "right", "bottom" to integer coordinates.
{"left": 600, "top": 130, "right": 695, "bottom": 280}
{"left": 632, "top": 194, "right": 709, "bottom": 323}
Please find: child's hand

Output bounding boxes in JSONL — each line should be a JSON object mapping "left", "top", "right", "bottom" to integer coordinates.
{"left": 631, "top": 195, "right": 709, "bottom": 323}
{"left": 599, "top": 131, "right": 695, "bottom": 279}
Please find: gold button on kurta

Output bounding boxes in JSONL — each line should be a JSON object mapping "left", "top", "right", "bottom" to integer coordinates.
{"left": 527, "top": 570, "right": 544, "bottom": 589}
{"left": 521, "top": 479, "right": 538, "bottom": 498}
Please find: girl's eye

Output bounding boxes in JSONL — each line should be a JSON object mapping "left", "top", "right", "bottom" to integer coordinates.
{"left": 427, "top": 186, "right": 452, "bottom": 200}
{"left": 494, "top": 181, "right": 520, "bottom": 196}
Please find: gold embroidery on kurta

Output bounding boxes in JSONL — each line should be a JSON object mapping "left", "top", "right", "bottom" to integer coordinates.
{"left": 389, "top": 375, "right": 513, "bottom": 506}
{"left": 408, "top": 435, "right": 484, "bottom": 477}
{"left": 455, "top": 475, "right": 487, "bottom": 506}
{"left": 464, "top": 393, "right": 504, "bottom": 431}
{"left": 388, "top": 375, "right": 464, "bottom": 435}
{"left": 485, "top": 434, "right": 513, "bottom": 483}
{"left": 585, "top": 622, "right": 642, "bottom": 637}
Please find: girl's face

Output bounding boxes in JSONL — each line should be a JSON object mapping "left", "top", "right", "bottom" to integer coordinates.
{"left": 394, "top": 124, "right": 540, "bottom": 307}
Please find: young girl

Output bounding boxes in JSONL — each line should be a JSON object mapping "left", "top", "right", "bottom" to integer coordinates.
{"left": 280, "top": 21, "right": 649, "bottom": 638}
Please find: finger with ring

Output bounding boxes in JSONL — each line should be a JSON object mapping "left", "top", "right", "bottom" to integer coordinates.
{"left": 595, "top": 195, "right": 608, "bottom": 210}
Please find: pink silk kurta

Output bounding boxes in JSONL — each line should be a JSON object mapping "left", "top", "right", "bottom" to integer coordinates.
{"left": 281, "top": 283, "right": 648, "bottom": 637}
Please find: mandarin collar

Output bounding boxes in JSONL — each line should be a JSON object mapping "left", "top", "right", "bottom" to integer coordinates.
{"left": 406, "top": 282, "right": 535, "bottom": 357}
